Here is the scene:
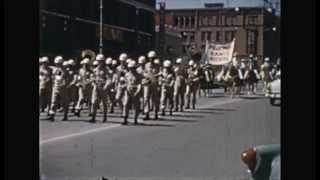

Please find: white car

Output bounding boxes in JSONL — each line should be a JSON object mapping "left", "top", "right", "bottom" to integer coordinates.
{"left": 266, "top": 71, "right": 281, "bottom": 105}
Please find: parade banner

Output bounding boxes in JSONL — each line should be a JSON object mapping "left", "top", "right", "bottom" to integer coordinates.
{"left": 204, "top": 39, "right": 235, "bottom": 65}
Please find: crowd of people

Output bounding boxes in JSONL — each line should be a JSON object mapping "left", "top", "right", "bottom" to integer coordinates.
{"left": 39, "top": 50, "right": 280, "bottom": 125}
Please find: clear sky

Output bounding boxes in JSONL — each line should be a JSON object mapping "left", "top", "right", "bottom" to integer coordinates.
{"left": 156, "top": 0, "right": 280, "bottom": 9}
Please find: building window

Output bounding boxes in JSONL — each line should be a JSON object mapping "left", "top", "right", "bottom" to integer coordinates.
{"left": 207, "top": 32, "right": 212, "bottom": 41}
{"left": 247, "top": 30, "right": 258, "bottom": 55}
{"left": 248, "top": 16, "right": 258, "bottom": 25}
{"left": 185, "top": 17, "right": 189, "bottom": 27}
{"left": 225, "top": 31, "right": 235, "bottom": 42}
{"left": 201, "top": 45, "right": 206, "bottom": 51}
{"left": 179, "top": 17, "right": 183, "bottom": 28}
{"left": 190, "top": 34, "right": 195, "bottom": 42}
{"left": 201, "top": 32, "right": 206, "bottom": 41}
{"left": 202, "top": 16, "right": 209, "bottom": 26}
{"left": 191, "top": 17, "right": 195, "bottom": 28}
{"left": 182, "top": 46, "right": 186, "bottom": 53}
{"left": 225, "top": 16, "right": 236, "bottom": 26}
{"left": 174, "top": 17, "right": 178, "bottom": 26}
{"left": 182, "top": 32, "right": 187, "bottom": 41}
{"left": 216, "top": 31, "right": 221, "bottom": 42}
{"left": 211, "top": 16, "right": 217, "bottom": 26}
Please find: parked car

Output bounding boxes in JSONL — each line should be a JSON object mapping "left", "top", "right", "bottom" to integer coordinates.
{"left": 241, "top": 144, "right": 280, "bottom": 180}
{"left": 266, "top": 71, "right": 281, "bottom": 105}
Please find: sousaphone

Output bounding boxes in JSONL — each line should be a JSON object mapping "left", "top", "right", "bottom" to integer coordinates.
{"left": 81, "top": 49, "right": 96, "bottom": 62}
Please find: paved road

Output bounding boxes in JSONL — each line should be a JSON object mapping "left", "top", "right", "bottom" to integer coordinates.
{"left": 40, "top": 93, "right": 280, "bottom": 180}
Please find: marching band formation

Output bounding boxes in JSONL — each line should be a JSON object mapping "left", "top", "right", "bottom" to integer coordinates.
{"left": 39, "top": 51, "right": 280, "bottom": 125}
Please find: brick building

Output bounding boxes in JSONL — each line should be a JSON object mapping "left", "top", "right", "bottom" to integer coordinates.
{"left": 155, "top": 6, "right": 280, "bottom": 64}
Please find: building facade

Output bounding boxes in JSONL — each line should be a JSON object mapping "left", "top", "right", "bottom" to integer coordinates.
{"left": 40, "top": 0, "right": 156, "bottom": 60}
{"left": 155, "top": 6, "right": 280, "bottom": 64}
{"left": 154, "top": 26, "right": 184, "bottom": 59}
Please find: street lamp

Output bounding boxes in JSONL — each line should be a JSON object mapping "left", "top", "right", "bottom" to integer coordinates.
{"left": 264, "top": 26, "right": 277, "bottom": 32}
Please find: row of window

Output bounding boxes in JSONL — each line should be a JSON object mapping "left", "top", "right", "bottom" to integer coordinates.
{"left": 182, "top": 29, "right": 258, "bottom": 55}
{"left": 173, "top": 15, "right": 258, "bottom": 28}
{"left": 181, "top": 31, "right": 235, "bottom": 43}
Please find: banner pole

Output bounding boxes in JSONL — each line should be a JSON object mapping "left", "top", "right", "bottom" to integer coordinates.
{"left": 200, "top": 40, "right": 208, "bottom": 64}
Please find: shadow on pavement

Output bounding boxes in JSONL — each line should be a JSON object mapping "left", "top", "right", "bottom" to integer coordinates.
{"left": 207, "top": 95, "right": 228, "bottom": 98}
{"left": 126, "top": 122, "right": 175, "bottom": 127}
{"left": 181, "top": 109, "right": 225, "bottom": 115}
{"left": 197, "top": 108, "right": 236, "bottom": 111}
{"left": 187, "top": 111, "right": 224, "bottom": 115}
{"left": 168, "top": 113, "right": 203, "bottom": 118}
{"left": 240, "top": 95, "right": 268, "bottom": 100}
{"left": 157, "top": 117, "right": 198, "bottom": 123}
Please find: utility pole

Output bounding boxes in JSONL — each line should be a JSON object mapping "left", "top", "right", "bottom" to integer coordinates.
{"left": 99, "top": 0, "right": 103, "bottom": 54}
{"left": 135, "top": 8, "right": 140, "bottom": 56}
{"left": 158, "top": 1, "right": 166, "bottom": 58}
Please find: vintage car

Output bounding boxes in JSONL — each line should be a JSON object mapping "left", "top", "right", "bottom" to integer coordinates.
{"left": 241, "top": 144, "right": 280, "bottom": 180}
{"left": 266, "top": 71, "right": 281, "bottom": 105}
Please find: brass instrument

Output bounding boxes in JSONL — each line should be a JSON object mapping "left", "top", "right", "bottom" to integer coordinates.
{"left": 81, "top": 49, "right": 96, "bottom": 62}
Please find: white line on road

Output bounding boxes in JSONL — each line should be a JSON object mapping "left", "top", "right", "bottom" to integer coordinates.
{"left": 40, "top": 98, "right": 244, "bottom": 146}
{"left": 196, "top": 98, "right": 243, "bottom": 109}
{"left": 40, "top": 124, "right": 121, "bottom": 145}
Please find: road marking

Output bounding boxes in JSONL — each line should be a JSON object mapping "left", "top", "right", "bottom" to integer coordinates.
{"left": 40, "top": 124, "right": 121, "bottom": 145}
{"left": 40, "top": 98, "right": 244, "bottom": 145}
{"left": 197, "top": 98, "right": 243, "bottom": 109}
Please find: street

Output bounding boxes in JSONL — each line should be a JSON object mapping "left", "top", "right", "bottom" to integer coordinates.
{"left": 40, "top": 92, "right": 280, "bottom": 180}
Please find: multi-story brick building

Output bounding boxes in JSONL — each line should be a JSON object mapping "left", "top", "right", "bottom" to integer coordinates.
{"left": 155, "top": 5, "right": 280, "bottom": 64}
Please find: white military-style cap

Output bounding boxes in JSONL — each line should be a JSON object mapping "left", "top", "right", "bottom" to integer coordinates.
{"left": 126, "top": 58, "right": 132, "bottom": 64}
{"left": 105, "top": 57, "right": 113, "bottom": 65}
{"left": 40, "top": 56, "right": 49, "bottom": 63}
{"left": 62, "top": 61, "right": 70, "bottom": 67}
{"left": 147, "top": 50, "right": 156, "bottom": 58}
{"left": 112, "top": 59, "right": 118, "bottom": 65}
{"left": 176, "top": 58, "right": 182, "bottom": 64}
{"left": 92, "top": 60, "right": 99, "bottom": 66}
{"left": 68, "top": 59, "right": 76, "bottom": 66}
{"left": 54, "top": 56, "right": 63, "bottom": 64}
{"left": 163, "top": 60, "right": 172, "bottom": 67}
{"left": 264, "top": 57, "right": 270, "bottom": 62}
{"left": 138, "top": 56, "right": 146, "bottom": 64}
{"left": 153, "top": 58, "right": 160, "bottom": 65}
{"left": 127, "top": 60, "right": 136, "bottom": 68}
{"left": 80, "top": 58, "right": 90, "bottom": 65}
{"left": 96, "top": 54, "right": 105, "bottom": 61}
{"left": 119, "top": 53, "right": 128, "bottom": 61}
{"left": 188, "top": 60, "right": 195, "bottom": 66}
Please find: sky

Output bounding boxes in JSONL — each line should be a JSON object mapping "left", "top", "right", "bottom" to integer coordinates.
{"left": 156, "top": 0, "right": 280, "bottom": 9}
